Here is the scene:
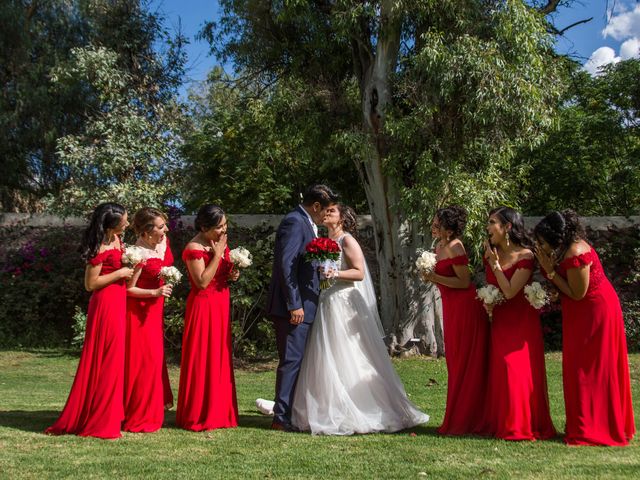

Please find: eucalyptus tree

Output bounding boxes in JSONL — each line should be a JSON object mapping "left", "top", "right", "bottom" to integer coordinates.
{"left": 203, "top": 1, "right": 566, "bottom": 347}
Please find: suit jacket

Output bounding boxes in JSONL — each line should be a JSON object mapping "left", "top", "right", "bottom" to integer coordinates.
{"left": 267, "top": 206, "right": 320, "bottom": 324}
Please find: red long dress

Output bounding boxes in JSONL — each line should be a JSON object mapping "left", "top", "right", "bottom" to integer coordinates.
{"left": 557, "top": 248, "right": 635, "bottom": 446}
{"left": 484, "top": 258, "right": 556, "bottom": 441}
{"left": 176, "top": 247, "right": 238, "bottom": 431}
{"left": 46, "top": 247, "right": 126, "bottom": 439}
{"left": 123, "top": 239, "right": 175, "bottom": 432}
{"left": 436, "top": 255, "right": 490, "bottom": 435}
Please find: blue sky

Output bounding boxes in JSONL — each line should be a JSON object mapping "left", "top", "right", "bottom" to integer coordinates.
{"left": 151, "top": 0, "right": 640, "bottom": 94}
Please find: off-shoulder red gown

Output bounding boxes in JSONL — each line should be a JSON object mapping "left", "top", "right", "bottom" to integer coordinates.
{"left": 435, "top": 255, "right": 490, "bottom": 435}
{"left": 123, "top": 239, "right": 175, "bottom": 432}
{"left": 46, "top": 247, "right": 126, "bottom": 439}
{"left": 557, "top": 248, "right": 635, "bottom": 446}
{"left": 176, "top": 247, "right": 238, "bottom": 431}
{"left": 484, "top": 258, "right": 556, "bottom": 441}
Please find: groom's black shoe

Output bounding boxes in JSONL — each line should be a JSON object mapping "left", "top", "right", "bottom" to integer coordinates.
{"left": 271, "top": 420, "right": 299, "bottom": 433}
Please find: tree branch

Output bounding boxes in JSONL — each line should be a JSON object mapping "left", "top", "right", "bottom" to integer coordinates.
{"left": 558, "top": 17, "right": 593, "bottom": 35}
{"left": 538, "top": 0, "right": 563, "bottom": 15}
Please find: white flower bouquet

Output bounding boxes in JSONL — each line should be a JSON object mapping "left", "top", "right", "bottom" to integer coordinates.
{"left": 476, "top": 284, "right": 505, "bottom": 319}
{"left": 524, "top": 282, "right": 549, "bottom": 309}
{"left": 121, "top": 245, "right": 149, "bottom": 266}
{"left": 415, "top": 250, "right": 437, "bottom": 274}
{"left": 229, "top": 246, "right": 253, "bottom": 268}
{"left": 159, "top": 266, "right": 183, "bottom": 286}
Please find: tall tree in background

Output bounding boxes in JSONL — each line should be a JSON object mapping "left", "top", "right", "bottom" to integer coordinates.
{"left": 202, "top": 0, "right": 564, "bottom": 347}
{"left": 522, "top": 58, "right": 640, "bottom": 215}
{"left": 0, "top": 0, "right": 186, "bottom": 213}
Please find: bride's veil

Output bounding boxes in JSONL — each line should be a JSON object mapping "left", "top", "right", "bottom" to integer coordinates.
{"left": 355, "top": 260, "right": 386, "bottom": 338}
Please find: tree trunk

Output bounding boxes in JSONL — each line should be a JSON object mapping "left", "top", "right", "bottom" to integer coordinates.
{"left": 355, "top": 2, "right": 444, "bottom": 356}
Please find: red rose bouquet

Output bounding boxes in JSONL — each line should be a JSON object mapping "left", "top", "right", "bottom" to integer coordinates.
{"left": 305, "top": 237, "right": 341, "bottom": 289}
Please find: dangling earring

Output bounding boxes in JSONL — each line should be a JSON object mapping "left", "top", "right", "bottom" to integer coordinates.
{"left": 506, "top": 231, "right": 510, "bottom": 247}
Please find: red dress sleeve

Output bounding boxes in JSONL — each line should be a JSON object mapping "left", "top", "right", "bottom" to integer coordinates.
{"left": 560, "top": 251, "right": 593, "bottom": 270}
{"left": 449, "top": 255, "right": 469, "bottom": 266}
{"left": 88, "top": 251, "right": 107, "bottom": 266}
{"left": 182, "top": 249, "right": 207, "bottom": 262}
{"left": 513, "top": 258, "right": 535, "bottom": 271}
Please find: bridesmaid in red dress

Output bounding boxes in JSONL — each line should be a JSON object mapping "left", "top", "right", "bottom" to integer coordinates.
{"left": 176, "top": 204, "right": 240, "bottom": 431}
{"left": 46, "top": 203, "right": 134, "bottom": 439}
{"left": 421, "top": 206, "right": 489, "bottom": 435}
{"left": 124, "top": 208, "right": 175, "bottom": 433}
{"left": 483, "top": 206, "right": 556, "bottom": 441}
{"left": 534, "top": 210, "right": 635, "bottom": 446}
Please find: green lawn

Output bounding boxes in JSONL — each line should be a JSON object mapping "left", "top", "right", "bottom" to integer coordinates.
{"left": 0, "top": 351, "right": 638, "bottom": 479}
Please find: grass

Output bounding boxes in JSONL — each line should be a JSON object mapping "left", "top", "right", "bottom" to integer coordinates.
{"left": 0, "top": 351, "right": 638, "bottom": 479}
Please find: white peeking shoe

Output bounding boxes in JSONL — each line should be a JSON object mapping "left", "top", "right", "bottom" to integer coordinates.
{"left": 256, "top": 398, "right": 275, "bottom": 416}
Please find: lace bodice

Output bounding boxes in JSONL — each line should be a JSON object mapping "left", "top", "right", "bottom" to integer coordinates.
{"left": 557, "top": 248, "right": 605, "bottom": 295}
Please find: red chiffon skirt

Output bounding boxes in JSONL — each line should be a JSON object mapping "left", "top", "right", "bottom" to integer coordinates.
{"left": 123, "top": 296, "right": 173, "bottom": 432}
{"left": 437, "top": 285, "right": 490, "bottom": 435}
{"left": 562, "top": 281, "right": 635, "bottom": 446}
{"left": 46, "top": 281, "right": 126, "bottom": 439}
{"left": 484, "top": 296, "right": 556, "bottom": 441}
{"left": 176, "top": 288, "right": 238, "bottom": 431}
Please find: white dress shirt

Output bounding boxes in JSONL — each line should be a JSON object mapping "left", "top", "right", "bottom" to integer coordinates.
{"left": 299, "top": 205, "right": 318, "bottom": 237}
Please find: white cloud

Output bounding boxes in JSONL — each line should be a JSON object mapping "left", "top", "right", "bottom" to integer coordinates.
{"left": 584, "top": 47, "right": 620, "bottom": 75}
{"left": 620, "top": 37, "right": 640, "bottom": 59}
{"left": 603, "top": 4, "right": 640, "bottom": 41}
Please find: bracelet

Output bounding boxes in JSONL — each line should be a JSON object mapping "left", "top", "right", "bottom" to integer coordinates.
{"left": 547, "top": 270, "right": 556, "bottom": 280}
{"left": 492, "top": 264, "right": 501, "bottom": 272}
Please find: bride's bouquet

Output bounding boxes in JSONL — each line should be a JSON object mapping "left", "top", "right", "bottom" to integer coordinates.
{"left": 476, "top": 284, "right": 505, "bottom": 319}
{"left": 229, "top": 246, "right": 253, "bottom": 268}
{"left": 159, "top": 266, "right": 183, "bottom": 286}
{"left": 524, "top": 282, "right": 549, "bottom": 309}
{"left": 121, "top": 245, "right": 149, "bottom": 266}
{"left": 305, "top": 237, "right": 341, "bottom": 289}
{"left": 415, "top": 249, "right": 437, "bottom": 275}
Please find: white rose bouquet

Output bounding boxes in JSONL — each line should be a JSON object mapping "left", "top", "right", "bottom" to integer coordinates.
{"left": 121, "top": 245, "right": 149, "bottom": 266}
{"left": 476, "top": 284, "right": 505, "bottom": 319}
{"left": 159, "top": 266, "right": 183, "bottom": 286}
{"left": 229, "top": 246, "right": 253, "bottom": 268}
{"left": 415, "top": 250, "right": 437, "bottom": 274}
{"left": 524, "top": 282, "right": 549, "bottom": 309}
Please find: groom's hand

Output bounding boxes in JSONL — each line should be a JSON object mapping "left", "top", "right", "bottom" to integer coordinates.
{"left": 289, "top": 308, "right": 305, "bottom": 325}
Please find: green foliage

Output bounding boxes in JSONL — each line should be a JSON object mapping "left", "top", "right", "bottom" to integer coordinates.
{"left": 521, "top": 59, "right": 640, "bottom": 215}
{"left": 181, "top": 69, "right": 367, "bottom": 214}
{"left": 71, "top": 305, "right": 88, "bottom": 351}
{"left": 47, "top": 45, "right": 187, "bottom": 215}
{"left": 0, "top": 0, "right": 186, "bottom": 212}
{"left": 384, "top": 0, "right": 563, "bottom": 261}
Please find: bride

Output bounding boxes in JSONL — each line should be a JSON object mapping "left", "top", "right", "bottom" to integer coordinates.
{"left": 291, "top": 204, "right": 429, "bottom": 435}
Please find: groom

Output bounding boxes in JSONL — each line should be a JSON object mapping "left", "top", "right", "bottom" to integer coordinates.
{"left": 267, "top": 184, "right": 338, "bottom": 431}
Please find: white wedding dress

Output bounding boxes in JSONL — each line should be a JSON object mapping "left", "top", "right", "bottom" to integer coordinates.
{"left": 291, "top": 234, "right": 429, "bottom": 435}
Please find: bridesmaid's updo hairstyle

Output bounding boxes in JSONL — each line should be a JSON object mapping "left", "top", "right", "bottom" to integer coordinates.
{"left": 79, "top": 202, "right": 127, "bottom": 261}
{"left": 435, "top": 205, "right": 467, "bottom": 239}
{"left": 133, "top": 207, "right": 167, "bottom": 236}
{"left": 533, "top": 209, "right": 586, "bottom": 249}
{"left": 194, "top": 204, "right": 225, "bottom": 232}
{"left": 489, "top": 206, "right": 532, "bottom": 248}
{"left": 337, "top": 204, "right": 358, "bottom": 236}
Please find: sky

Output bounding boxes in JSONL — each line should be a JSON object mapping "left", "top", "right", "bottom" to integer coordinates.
{"left": 151, "top": 0, "right": 640, "bottom": 95}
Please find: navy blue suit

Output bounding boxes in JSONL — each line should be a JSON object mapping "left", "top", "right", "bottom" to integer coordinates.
{"left": 267, "top": 206, "right": 320, "bottom": 425}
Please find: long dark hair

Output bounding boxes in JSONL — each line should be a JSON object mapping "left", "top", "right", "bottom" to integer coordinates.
{"left": 489, "top": 206, "right": 532, "bottom": 249}
{"left": 534, "top": 209, "right": 586, "bottom": 257}
{"left": 194, "top": 204, "right": 225, "bottom": 232}
{"left": 79, "top": 203, "right": 126, "bottom": 261}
